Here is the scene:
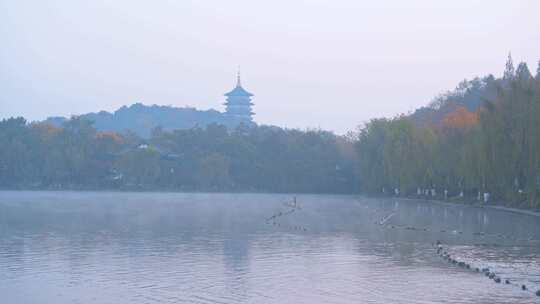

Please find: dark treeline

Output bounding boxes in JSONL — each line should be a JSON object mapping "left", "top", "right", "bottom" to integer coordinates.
{"left": 356, "top": 56, "right": 540, "bottom": 209}
{"left": 0, "top": 118, "right": 357, "bottom": 193}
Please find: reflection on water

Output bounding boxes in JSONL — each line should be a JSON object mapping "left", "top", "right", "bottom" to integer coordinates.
{"left": 0, "top": 191, "right": 539, "bottom": 304}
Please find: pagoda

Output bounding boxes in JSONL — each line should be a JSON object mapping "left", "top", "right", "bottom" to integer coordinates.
{"left": 224, "top": 71, "right": 254, "bottom": 123}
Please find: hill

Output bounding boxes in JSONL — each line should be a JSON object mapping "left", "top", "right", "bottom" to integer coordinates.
{"left": 409, "top": 55, "right": 538, "bottom": 127}
{"left": 356, "top": 55, "right": 540, "bottom": 209}
{"left": 44, "top": 103, "right": 248, "bottom": 137}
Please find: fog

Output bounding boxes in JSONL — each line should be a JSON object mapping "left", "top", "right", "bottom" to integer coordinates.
{"left": 1, "top": 0, "right": 539, "bottom": 133}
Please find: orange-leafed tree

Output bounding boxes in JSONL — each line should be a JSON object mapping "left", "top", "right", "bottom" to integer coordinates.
{"left": 441, "top": 106, "right": 479, "bottom": 130}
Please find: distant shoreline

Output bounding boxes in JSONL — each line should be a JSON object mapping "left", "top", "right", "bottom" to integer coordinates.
{"left": 0, "top": 188, "right": 358, "bottom": 196}
{"left": 1, "top": 188, "right": 539, "bottom": 218}
{"left": 397, "top": 196, "right": 540, "bottom": 218}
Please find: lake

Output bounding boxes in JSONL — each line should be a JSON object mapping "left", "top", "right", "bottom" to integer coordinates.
{"left": 0, "top": 191, "right": 539, "bottom": 303}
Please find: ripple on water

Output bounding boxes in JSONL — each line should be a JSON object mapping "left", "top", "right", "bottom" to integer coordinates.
{"left": 0, "top": 192, "right": 539, "bottom": 304}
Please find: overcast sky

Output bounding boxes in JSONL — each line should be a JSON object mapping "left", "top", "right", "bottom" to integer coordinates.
{"left": 1, "top": 0, "right": 539, "bottom": 134}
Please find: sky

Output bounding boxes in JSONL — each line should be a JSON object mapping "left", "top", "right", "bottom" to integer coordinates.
{"left": 1, "top": 0, "right": 539, "bottom": 134}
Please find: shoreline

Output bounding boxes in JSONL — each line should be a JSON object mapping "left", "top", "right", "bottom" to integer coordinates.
{"left": 397, "top": 196, "right": 540, "bottom": 218}
{"left": 0, "top": 186, "right": 357, "bottom": 196}
{"left": 1, "top": 189, "right": 539, "bottom": 217}
{"left": 0, "top": 188, "right": 358, "bottom": 197}
{"left": 483, "top": 204, "right": 540, "bottom": 218}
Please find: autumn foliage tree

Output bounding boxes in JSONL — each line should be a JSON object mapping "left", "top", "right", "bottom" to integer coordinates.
{"left": 355, "top": 56, "right": 540, "bottom": 209}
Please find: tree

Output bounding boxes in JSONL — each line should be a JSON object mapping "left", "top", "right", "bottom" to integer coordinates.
{"left": 115, "top": 148, "right": 161, "bottom": 187}
{"left": 503, "top": 52, "right": 515, "bottom": 80}
{"left": 441, "top": 106, "right": 478, "bottom": 129}
{"left": 516, "top": 62, "right": 532, "bottom": 81}
{"left": 354, "top": 55, "right": 540, "bottom": 208}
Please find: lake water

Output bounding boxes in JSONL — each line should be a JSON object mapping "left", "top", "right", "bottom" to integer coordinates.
{"left": 0, "top": 191, "right": 539, "bottom": 303}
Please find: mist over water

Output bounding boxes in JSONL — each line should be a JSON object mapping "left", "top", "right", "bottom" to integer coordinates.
{"left": 0, "top": 191, "right": 538, "bottom": 303}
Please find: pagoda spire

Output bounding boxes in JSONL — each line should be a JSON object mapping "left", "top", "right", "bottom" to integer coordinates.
{"left": 236, "top": 66, "right": 241, "bottom": 87}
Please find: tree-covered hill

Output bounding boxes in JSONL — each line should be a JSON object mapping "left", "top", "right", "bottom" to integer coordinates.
{"left": 409, "top": 54, "right": 532, "bottom": 128}
{"left": 356, "top": 56, "right": 540, "bottom": 209}
{"left": 44, "top": 103, "right": 246, "bottom": 138}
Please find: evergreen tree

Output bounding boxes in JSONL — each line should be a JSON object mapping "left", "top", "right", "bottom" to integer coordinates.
{"left": 516, "top": 62, "right": 532, "bottom": 81}
{"left": 503, "top": 53, "right": 515, "bottom": 80}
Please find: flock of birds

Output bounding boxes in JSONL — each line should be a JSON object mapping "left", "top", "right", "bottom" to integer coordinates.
{"left": 264, "top": 197, "right": 308, "bottom": 232}
{"left": 264, "top": 197, "right": 540, "bottom": 297}
{"left": 374, "top": 211, "right": 540, "bottom": 297}
{"left": 374, "top": 209, "right": 538, "bottom": 245}
{"left": 434, "top": 240, "right": 540, "bottom": 296}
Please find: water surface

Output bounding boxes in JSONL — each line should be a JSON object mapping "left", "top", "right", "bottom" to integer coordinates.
{"left": 0, "top": 191, "right": 539, "bottom": 303}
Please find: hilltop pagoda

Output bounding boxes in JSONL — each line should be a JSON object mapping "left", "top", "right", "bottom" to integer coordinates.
{"left": 224, "top": 71, "right": 254, "bottom": 123}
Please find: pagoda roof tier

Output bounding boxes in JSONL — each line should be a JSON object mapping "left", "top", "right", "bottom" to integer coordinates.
{"left": 228, "top": 112, "right": 255, "bottom": 116}
{"left": 224, "top": 70, "right": 254, "bottom": 96}
{"left": 226, "top": 108, "right": 255, "bottom": 114}
{"left": 223, "top": 102, "right": 254, "bottom": 106}
{"left": 224, "top": 85, "right": 254, "bottom": 97}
